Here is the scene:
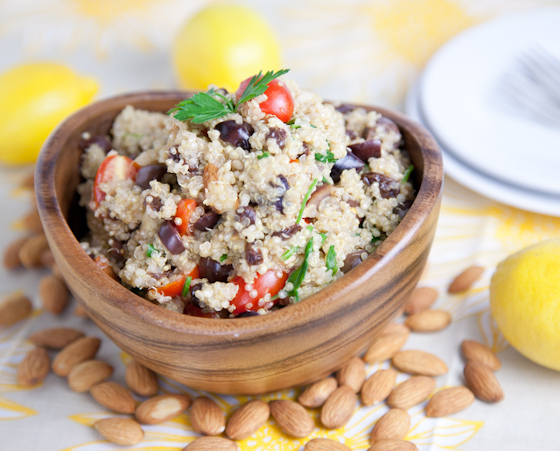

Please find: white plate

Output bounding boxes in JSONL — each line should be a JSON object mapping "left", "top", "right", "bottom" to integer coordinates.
{"left": 406, "top": 79, "right": 560, "bottom": 217}
{"left": 420, "top": 7, "right": 560, "bottom": 196}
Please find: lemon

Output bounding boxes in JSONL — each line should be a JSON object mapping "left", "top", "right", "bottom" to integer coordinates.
{"left": 490, "top": 240, "right": 560, "bottom": 371}
{"left": 172, "top": 4, "right": 281, "bottom": 92}
{"left": 0, "top": 63, "right": 98, "bottom": 165}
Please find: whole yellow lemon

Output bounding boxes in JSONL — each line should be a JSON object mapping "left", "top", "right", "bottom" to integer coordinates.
{"left": 172, "top": 4, "right": 281, "bottom": 92}
{"left": 0, "top": 62, "right": 98, "bottom": 165}
{"left": 490, "top": 240, "right": 560, "bottom": 371}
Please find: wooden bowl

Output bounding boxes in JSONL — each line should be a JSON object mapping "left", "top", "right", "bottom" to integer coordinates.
{"left": 36, "top": 91, "right": 443, "bottom": 395}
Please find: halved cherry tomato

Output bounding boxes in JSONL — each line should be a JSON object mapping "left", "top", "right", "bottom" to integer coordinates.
{"left": 236, "top": 77, "right": 294, "bottom": 123}
{"left": 175, "top": 199, "right": 198, "bottom": 236}
{"left": 230, "top": 269, "right": 289, "bottom": 315}
{"left": 157, "top": 266, "right": 200, "bottom": 297}
{"left": 94, "top": 155, "right": 140, "bottom": 206}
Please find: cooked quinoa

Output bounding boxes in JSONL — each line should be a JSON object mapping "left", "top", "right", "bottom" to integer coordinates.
{"left": 77, "top": 76, "right": 415, "bottom": 318}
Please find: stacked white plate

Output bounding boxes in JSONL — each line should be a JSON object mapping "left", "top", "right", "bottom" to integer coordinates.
{"left": 405, "top": 7, "right": 560, "bottom": 216}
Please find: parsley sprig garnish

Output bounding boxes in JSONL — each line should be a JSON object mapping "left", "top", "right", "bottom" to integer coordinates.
{"left": 237, "top": 69, "right": 290, "bottom": 105}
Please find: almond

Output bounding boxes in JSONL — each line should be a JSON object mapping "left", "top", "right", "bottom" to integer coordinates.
{"left": 0, "top": 293, "right": 32, "bottom": 327}
{"left": 426, "top": 386, "right": 475, "bottom": 417}
{"left": 3, "top": 237, "right": 29, "bottom": 269}
{"left": 203, "top": 163, "right": 219, "bottom": 189}
{"left": 30, "top": 327, "right": 84, "bottom": 349}
{"left": 448, "top": 266, "right": 484, "bottom": 293}
{"left": 95, "top": 417, "right": 144, "bottom": 446}
{"left": 18, "top": 234, "right": 49, "bottom": 268}
{"left": 90, "top": 382, "right": 136, "bottom": 414}
{"left": 21, "top": 171, "right": 35, "bottom": 189}
{"left": 381, "top": 323, "right": 410, "bottom": 336}
{"left": 191, "top": 396, "right": 225, "bottom": 436}
{"left": 136, "top": 394, "right": 191, "bottom": 425}
{"left": 226, "top": 399, "right": 269, "bottom": 440}
{"left": 364, "top": 332, "right": 409, "bottom": 364}
{"left": 183, "top": 437, "right": 239, "bottom": 451}
{"left": 52, "top": 336, "right": 101, "bottom": 376}
{"left": 368, "top": 439, "right": 418, "bottom": 451}
{"left": 392, "top": 350, "right": 448, "bottom": 376}
{"left": 125, "top": 360, "right": 159, "bottom": 396}
{"left": 321, "top": 385, "right": 357, "bottom": 430}
{"left": 269, "top": 399, "right": 314, "bottom": 438}
{"left": 387, "top": 376, "right": 436, "bottom": 409}
{"left": 336, "top": 357, "right": 366, "bottom": 393}
{"left": 21, "top": 209, "right": 43, "bottom": 234}
{"left": 464, "top": 361, "right": 504, "bottom": 403}
{"left": 370, "top": 408, "right": 410, "bottom": 444}
{"left": 361, "top": 369, "right": 397, "bottom": 406}
{"left": 39, "top": 248, "right": 55, "bottom": 268}
{"left": 68, "top": 359, "right": 113, "bottom": 392}
{"left": 17, "top": 347, "right": 50, "bottom": 386}
{"left": 39, "top": 275, "right": 69, "bottom": 315}
{"left": 404, "top": 287, "right": 438, "bottom": 315}
{"left": 461, "top": 340, "right": 501, "bottom": 371}
{"left": 298, "top": 376, "right": 338, "bottom": 408}
{"left": 74, "top": 303, "right": 89, "bottom": 318}
{"left": 405, "top": 310, "right": 451, "bottom": 333}
{"left": 304, "top": 438, "right": 352, "bottom": 451}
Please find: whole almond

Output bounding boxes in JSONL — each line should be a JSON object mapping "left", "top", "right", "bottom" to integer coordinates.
{"left": 299, "top": 376, "right": 338, "bottom": 408}
{"left": 90, "top": 382, "right": 136, "bottom": 414}
{"left": 125, "top": 360, "right": 159, "bottom": 396}
{"left": 426, "top": 386, "right": 475, "bottom": 417}
{"left": 21, "top": 209, "right": 43, "bottom": 234}
{"left": 461, "top": 340, "right": 501, "bottom": 371}
{"left": 95, "top": 417, "right": 144, "bottom": 446}
{"left": 336, "top": 357, "right": 366, "bottom": 393}
{"left": 404, "top": 287, "right": 438, "bottom": 315}
{"left": 39, "top": 275, "right": 69, "bottom": 314}
{"left": 17, "top": 347, "right": 50, "bottom": 386}
{"left": 74, "top": 303, "right": 89, "bottom": 318}
{"left": 3, "top": 237, "right": 29, "bottom": 269}
{"left": 382, "top": 323, "right": 410, "bottom": 336}
{"left": 269, "top": 399, "right": 314, "bottom": 438}
{"left": 387, "top": 376, "right": 436, "bottom": 409}
{"left": 136, "top": 394, "right": 191, "bottom": 424}
{"left": 30, "top": 327, "right": 84, "bottom": 349}
{"left": 392, "top": 350, "right": 448, "bottom": 376}
{"left": 39, "top": 248, "right": 55, "bottom": 268}
{"left": 448, "top": 266, "right": 484, "bottom": 293}
{"left": 52, "top": 336, "right": 101, "bottom": 376}
{"left": 183, "top": 437, "right": 239, "bottom": 451}
{"left": 370, "top": 408, "right": 410, "bottom": 444}
{"left": 18, "top": 234, "right": 49, "bottom": 268}
{"left": 464, "top": 361, "right": 504, "bottom": 403}
{"left": 0, "top": 293, "right": 32, "bottom": 327}
{"left": 321, "top": 385, "right": 357, "bottom": 430}
{"left": 364, "top": 332, "right": 409, "bottom": 364}
{"left": 191, "top": 397, "right": 225, "bottom": 436}
{"left": 369, "top": 439, "right": 418, "bottom": 451}
{"left": 304, "top": 438, "right": 352, "bottom": 451}
{"left": 68, "top": 360, "right": 113, "bottom": 392}
{"left": 362, "top": 369, "right": 397, "bottom": 406}
{"left": 226, "top": 399, "right": 269, "bottom": 440}
{"left": 405, "top": 310, "right": 451, "bottom": 333}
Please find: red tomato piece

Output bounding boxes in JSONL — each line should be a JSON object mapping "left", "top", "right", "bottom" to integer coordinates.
{"left": 230, "top": 270, "right": 289, "bottom": 315}
{"left": 157, "top": 266, "right": 200, "bottom": 297}
{"left": 236, "top": 77, "right": 294, "bottom": 123}
{"left": 175, "top": 199, "right": 197, "bottom": 236}
{"left": 94, "top": 155, "right": 139, "bottom": 206}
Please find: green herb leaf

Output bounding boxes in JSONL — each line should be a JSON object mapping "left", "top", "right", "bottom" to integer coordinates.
{"left": 181, "top": 276, "right": 192, "bottom": 297}
{"left": 281, "top": 246, "right": 299, "bottom": 261}
{"left": 220, "top": 254, "right": 228, "bottom": 262}
{"left": 236, "top": 69, "right": 290, "bottom": 106}
{"left": 287, "top": 237, "right": 313, "bottom": 300}
{"left": 322, "top": 176, "right": 331, "bottom": 184}
{"left": 326, "top": 245, "right": 337, "bottom": 275}
{"left": 168, "top": 90, "right": 235, "bottom": 124}
{"left": 402, "top": 165, "right": 414, "bottom": 184}
{"left": 315, "top": 150, "right": 336, "bottom": 163}
{"left": 306, "top": 224, "right": 313, "bottom": 232}
{"left": 296, "top": 178, "right": 319, "bottom": 225}
{"left": 320, "top": 232, "right": 328, "bottom": 245}
{"left": 257, "top": 152, "right": 270, "bottom": 160}
{"left": 146, "top": 244, "right": 157, "bottom": 258}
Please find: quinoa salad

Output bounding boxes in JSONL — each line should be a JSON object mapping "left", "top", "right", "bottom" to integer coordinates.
{"left": 77, "top": 70, "right": 415, "bottom": 318}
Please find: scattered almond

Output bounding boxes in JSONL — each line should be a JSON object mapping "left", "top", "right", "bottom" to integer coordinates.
{"left": 368, "top": 439, "right": 418, "bottom": 451}
{"left": 387, "top": 376, "right": 436, "bottom": 410}
{"left": 370, "top": 408, "right": 410, "bottom": 444}
{"left": 464, "top": 361, "right": 504, "bottom": 403}
{"left": 405, "top": 310, "right": 451, "bottom": 333}
{"left": 461, "top": 340, "right": 501, "bottom": 371}
{"left": 39, "top": 275, "right": 69, "bottom": 314}
{"left": 336, "top": 357, "right": 366, "bottom": 393}
{"left": 364, "top": 332, "right": 409, "bottom": 364}
{"left": 298, "top": 376, "right": 338, "bottom": 408}
{"left": 183, "top": 436, "right": 239, "bottom": 451}
{"left": 392, "top": 350, "right": 448, "bottom": 376}
{"left": 381, "top": 323, "right": 410, "bottom": 336}
{"left": 52, "top": 336, "right": 101, "bottom": 376}
{"left": 95, "top": 417, "right": 144, "bottom": 446}
{"left": 74, "top": 303, "right": 89, "bottom": 318}
{"left": 136, "top": 394, "right": 191, "bottom": 425}
{"left": 426, "top": 386, "right": 475, "bottom": 417}
{"left": 90, "top": 382, "right": 136, "bottom": 414}
{"left": 0, "top": 293, "right": 32, "bottom": 327}
{"left": 321, "top": 385, "right": 357, "bottom": 430}
{"left": 304, "top": 437, "right": 352, "bottom": 451}
{"left": 30, "top": 327, "right": 84, "bottom": 349}
{"left": 3, "top": 237, "right": 29, "bottom": 269}
{"left": 226, "top": 399, "right": 269, "bottom": 440}
{"left": 68, "top": 360, "right": 113, "bottom": 392}
{"left": 21, "top": 209, "right": 43, "bottom": 234}
{"left": 39, "top": 248, "right": 55, "bottom": 268}
{"left": 18, "top": 234, "right": 49, "bottom": 268}
{"left": 269, "top": 399, "right": 314, "bottom": 438}
{"left": 17, "top": 347, "right": 50, "bottom": 386}
{"left": 191, "top": 396, "right": 225, "bottom": 436}
{"left": 404, "top": 287, "right": 438, "bottom": 315}
{"left": 448, "top": 266, "right": 484, "bottom": 293}
{"left": 125, "top": 360, "right": 159, "bottom": 396}
{"left": 361, "top": 369, "right": 397, "bottom": 406}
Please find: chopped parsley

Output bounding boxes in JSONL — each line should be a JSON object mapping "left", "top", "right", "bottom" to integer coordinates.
{"left": 306, "top": 224, "right": 314, "bottom": 232}
{"left": 402, "top": 165, "right": 414, "bottom": 184}
{"left": 257, "top": 152, "right": 270, "bottom": 159}
{"left": 220, "top": 254, "right": 228, "bottom": 262}
{"left": 296, "top": 178, "right": 319, "bottom": 225}
{"left": 372, "top": 235, "right": 381, "bottom": 243}
{"left": 181, "top": 276, "right": 192, "bottom": 297}
{"left": 281, "top": 246, "right": 299, "bottom": 261}
{"left": 287, "top": 118, "right": 316, "bottom": 129}
{"left": 286, "top": 237, "right": 314, "bottom": 301}
{"left": 322, "top": 176, "right": 332, "bottom": 185}
{"left": 315, "top": 150, "right": 336, "bottom": 163}
{"left": 326, "top": 245, "right": 337, "bottom": 275}
{"left": 146, "top": 244, "right": 157, "bottom": 257}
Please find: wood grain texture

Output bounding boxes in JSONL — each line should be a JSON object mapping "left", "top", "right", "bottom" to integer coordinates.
{"left": 35, "top": 92, "right": 443, "bottom": 395}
